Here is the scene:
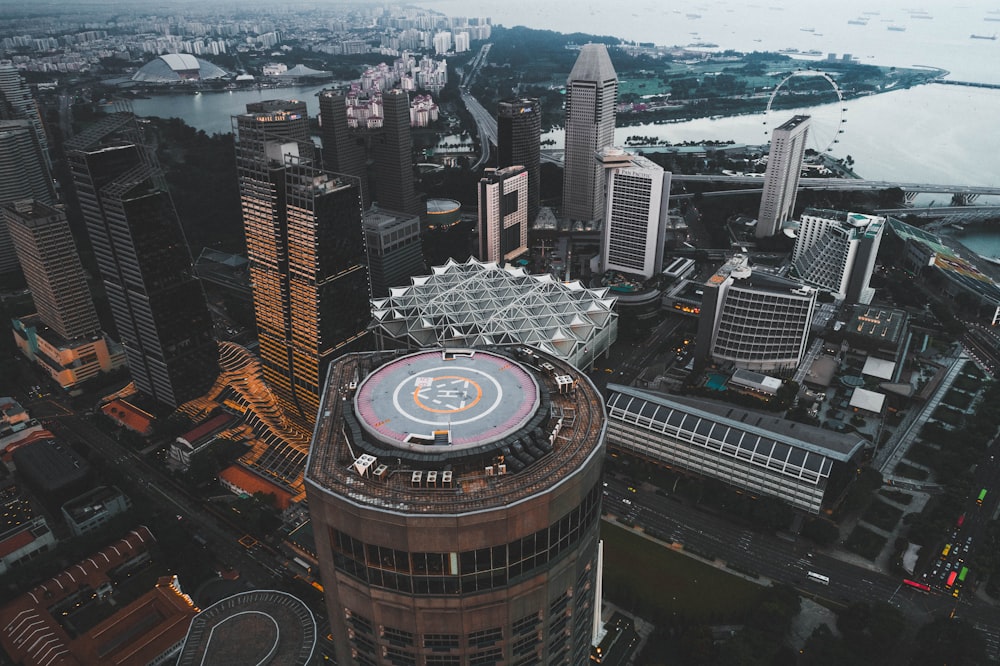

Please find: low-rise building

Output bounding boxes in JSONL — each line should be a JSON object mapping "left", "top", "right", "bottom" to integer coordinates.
{"left": 605, "top": 385, "right": 866, "bottom": 513}
{"left": 0, "top": 491, "right": 55, "bottom": 575}
{"left": 61, "top": 485, "right": 132, "bottom": 536}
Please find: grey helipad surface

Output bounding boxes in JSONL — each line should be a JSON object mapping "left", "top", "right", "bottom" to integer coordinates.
{"left": 354, "top": 349, "right": 540, "bottom": 451}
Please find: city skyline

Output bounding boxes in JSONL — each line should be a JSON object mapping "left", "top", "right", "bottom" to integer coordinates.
{"left": 1, "top": 3, "right": 999, "bottom": 664}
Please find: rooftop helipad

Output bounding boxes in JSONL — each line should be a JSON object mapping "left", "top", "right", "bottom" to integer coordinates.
{"left": 353, "top": 349, "right": 539, "bottom": 452}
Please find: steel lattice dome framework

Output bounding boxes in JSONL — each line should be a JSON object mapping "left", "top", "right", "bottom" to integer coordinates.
{"left": 371, "top": 257, "right": 618, "bottom": 370}
{"left": 132, "top": 54, "right": 228, "bottom": 82}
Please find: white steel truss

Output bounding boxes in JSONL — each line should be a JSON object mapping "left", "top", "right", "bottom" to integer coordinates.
{"left": 371, "top": 258, "right": 618, "bottom": 369}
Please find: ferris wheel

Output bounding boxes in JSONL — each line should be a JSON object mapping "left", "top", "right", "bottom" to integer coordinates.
{"left": 763, "top": 70, "right": 847, "bottom": 153}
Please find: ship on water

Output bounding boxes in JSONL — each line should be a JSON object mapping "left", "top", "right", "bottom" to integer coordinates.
{"left": 970, "top": 34, "right": 997, "bottom": 40}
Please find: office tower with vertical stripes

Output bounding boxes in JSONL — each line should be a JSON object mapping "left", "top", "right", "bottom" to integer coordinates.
{"left": 497, "top": 98, "right": 541, "bottom": 223}
{"left": 372, "top": 88, "right": 421, "bottom": 216}
{"left": 478, "top": 166, "right": 528, "bottom": 264}
{"left": 363, "top": 208, "right": 425, "bottom": 298}
{"left": 235, "top": 101, "right": 370, "bottom": 427}
{"left": 0, "top": 120, "right": 56, "bottom": 275}
{"left": 757, "top": 115, "right": 810, "bottom": 238}
{"left": 319, "top": 88, "right": 369, "bottom": 209}
{"left": 66, "top": 113, "right": 217, "bottom": 408}
{"left": 4, "top": 200, "right": 126, "bottom": 389}
{"left": 562, "top": 44, "right": 618, "bottom": 224}
{"left": 598, "top": 147, "right": 671, "bottom": 279}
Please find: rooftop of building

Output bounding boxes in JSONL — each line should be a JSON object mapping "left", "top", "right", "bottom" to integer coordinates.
{"left": 776, "top": 114, "right": 811, "bottom": 132}
{"left": 706, "top": 254, "right": 815, "bottom": 295}
{"left": 846, "top": 304, "right": 908, "bottom": 343}
{"left": 101, "top": 399, "right": 154, "bottom": 435}
{"left": 371, "top": 258, "right": 617, "bottom": 362}
{"left": 219, "top": 464, "right": 294, "bottom": 510}
{"left": 425, "top": 198, "right": 461, "bottom": 214}
{"left": 2, "top": 199, "right": 62, "bottom": 224}
{"left": 0, "top": 527, "right": 156, "bottom": 666}
{"left": 176, "top": 590, "right": 316, "bottom": 666}
{"left": 363, "top": 207, "right": 420, "bottom": 230}
{"left": 61, "top": 485, "right": 128, "bottom": 523}
{"left": 306, "top": 345, "right": 606, "bottom": 515}
{"left": 177, "top": 413, "right": 238, "bottom": 447}
{"left": 607, "top": 385, "right": 866, "bottom": 463}
{"left": 568, "top": 43, "right": 617, "bottom": 84}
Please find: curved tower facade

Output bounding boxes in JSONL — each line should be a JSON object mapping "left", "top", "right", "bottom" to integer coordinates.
{"left": 306, "top": 346, "right": 606, "bottom": 665}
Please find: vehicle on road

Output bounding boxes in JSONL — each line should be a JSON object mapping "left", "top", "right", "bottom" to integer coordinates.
{"left": 806, "top": 571, "right": 829, "bottom": 585}
{"left": 977, "top": 488, "right": 987, "bottom": 505}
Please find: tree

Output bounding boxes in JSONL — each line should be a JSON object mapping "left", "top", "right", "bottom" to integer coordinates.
{"left": 802, "top": 517, "right": 840, "bottom": 547}
{"left": 836, "top": 602, "right": 905, "bottom": 662}
{"left": 910, "top": 618, "right": 987, "bottom": 666}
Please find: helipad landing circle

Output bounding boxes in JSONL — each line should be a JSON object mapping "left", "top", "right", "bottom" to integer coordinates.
{"left": 354, "top": 350, "right": 540, "bottom": 450}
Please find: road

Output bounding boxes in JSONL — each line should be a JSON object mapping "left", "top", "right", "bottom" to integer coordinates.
{"left": 603, "top": 476, "right": 1000, "bottom": 654}
{"left": 49, "top": 414, "right": 287, "bottom": 588}
{"left": 459, "top": 43, "right": 498, "bottom": 170}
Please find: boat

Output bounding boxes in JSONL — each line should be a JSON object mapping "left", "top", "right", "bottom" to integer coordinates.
{"left": 888, "top": 25, "right": 906, "bottom": 31}
{"left": 971, "top": 34, "right": 997, "bottom": 39}
{"left": 800, "top": 27, "right": 815, "bottom": 32}
{"left": 985, "top": 17, "right": 1000, "bottom": 22}
{"left": 848, "top": 19, "right": 868, "bottom": 25}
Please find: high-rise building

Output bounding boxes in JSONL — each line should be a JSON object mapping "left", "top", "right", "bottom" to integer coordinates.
{"left": 372, "top": 88, "right": 421, "bottom": 216}
{"left": 235, "top": 101, "right": 370, "bottom": 427}
{"left": 66, "top": 113, "right": 217, "bottom": 409}
{"left": 0, "top": 120, "right": 56, "bottom": 275}
{"left": 477, "top": 165, "right": 528, "bottom": 263}
{"left": 306, "top": 345, "right": 606, "bottom": 665}
{"left": 757, "top": 115, "right": 810, "bottom": 238}
{"left": 0, "top": 61, "right": 49, "bottom": 166}
{"left": 363, "top": 208, "right": 425, "bottom": 298}
{"left": 4, "top": 200, "right": 126, "bottom": 390}
{"left": 792, "top": 209, "right": 886, "bottom": 303}
{"left": 598, "top": 147, "right": 671, "bottom": 279}
{"left": 695, "top": 254, "right": 816, "bottom": 375}
{"left": 562, "top": 44, "right": 618, "bottom": 224}
{"left": 497, "top": 98, "right": 541, "bottom": 223}
{"left": 5, "top": 200, "right": 99, "bottom": 340}
{"left": 319, "top": 88, "right": 369, "bottom": 209}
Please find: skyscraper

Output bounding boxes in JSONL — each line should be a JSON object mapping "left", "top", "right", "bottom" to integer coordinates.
{"left": 4, "top": 200, "right": 125, "bottom": 389}
{"left": 497, "top": 97, "right": 541, "bottom": 223}
{"left": 235, "top": 101, "right": 370, "bottom": 427}
{"left": 362, "top": 208, "right": 425, "bottom": 298}
{"left": 67, "top": 113, "right": 217, "bottom": 409}
{"left": 757, "top": 115, "right": 810, "bottom": 238}
{"left": 306, "top": 345, "right": 606, "bottom": 665}
{"left": 598, "top": 147, "right": 671, "bottom": 279}
{"left": 562, "top": 44, "right": 618, "bottom": 224}
{"left": 318, "top": 88, "right": 369, "bottom": 208}
{"left": 0, "top": 60, "right": 49, "bottom": 167}
{"left": 477, "top": 165, "right": 528, "bottom": 263}
{"left": 792, "top": 209, "right": 886, "bottom": 303}
{"left": 5, "top": 200, "right": 99, "bottom": 340}
{"left": 372, "top": 88, "right": 421, "bottom": 216}
{"left": 0, "top": 120, "right": 56, "bottom": 275}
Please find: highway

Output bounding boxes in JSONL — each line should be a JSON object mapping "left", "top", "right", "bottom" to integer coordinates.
{"left": 459, "top": 43, "right": 498, "bottom": 171}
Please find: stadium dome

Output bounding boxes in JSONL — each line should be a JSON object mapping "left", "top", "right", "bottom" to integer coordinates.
{"left": 132, "top": 54, "right": 228, "bottom": 82}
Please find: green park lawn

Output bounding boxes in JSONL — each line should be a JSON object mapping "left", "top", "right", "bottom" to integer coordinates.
{"left": 600, "top": 521, "right": 765, "bottom": 621}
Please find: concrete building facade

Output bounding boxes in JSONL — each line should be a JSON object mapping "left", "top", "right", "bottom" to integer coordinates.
{"left": 363, "top": 208, "right": 425, "bottom": 298}
{"left": 598, "top": 147, "right": 671, "bottom": 279}
{"left": 696, "top": 255, "right": 816, "bottom": 375}
{"left": 478, "top": 165, "right": 528, "bottom": 263}
{"left": 306, "top": 346, "right": 606, "bottom": 665}
{"left": 757, "top": 115, "right": 810, "bottom": 238}
{"left": 792, "top": 209, "right": 885, "bottom": 303}
{"left": 562, "top": 44, "right": 618, "bottom": 224}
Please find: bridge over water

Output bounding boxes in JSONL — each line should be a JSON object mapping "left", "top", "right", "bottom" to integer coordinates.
{"left": 672, "top": 174, "right": 1000, "bottom": 198}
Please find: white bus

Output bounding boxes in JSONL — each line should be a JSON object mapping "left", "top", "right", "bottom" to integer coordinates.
{"left": 806, "top": 571, "right": 830, "bottom": 586}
